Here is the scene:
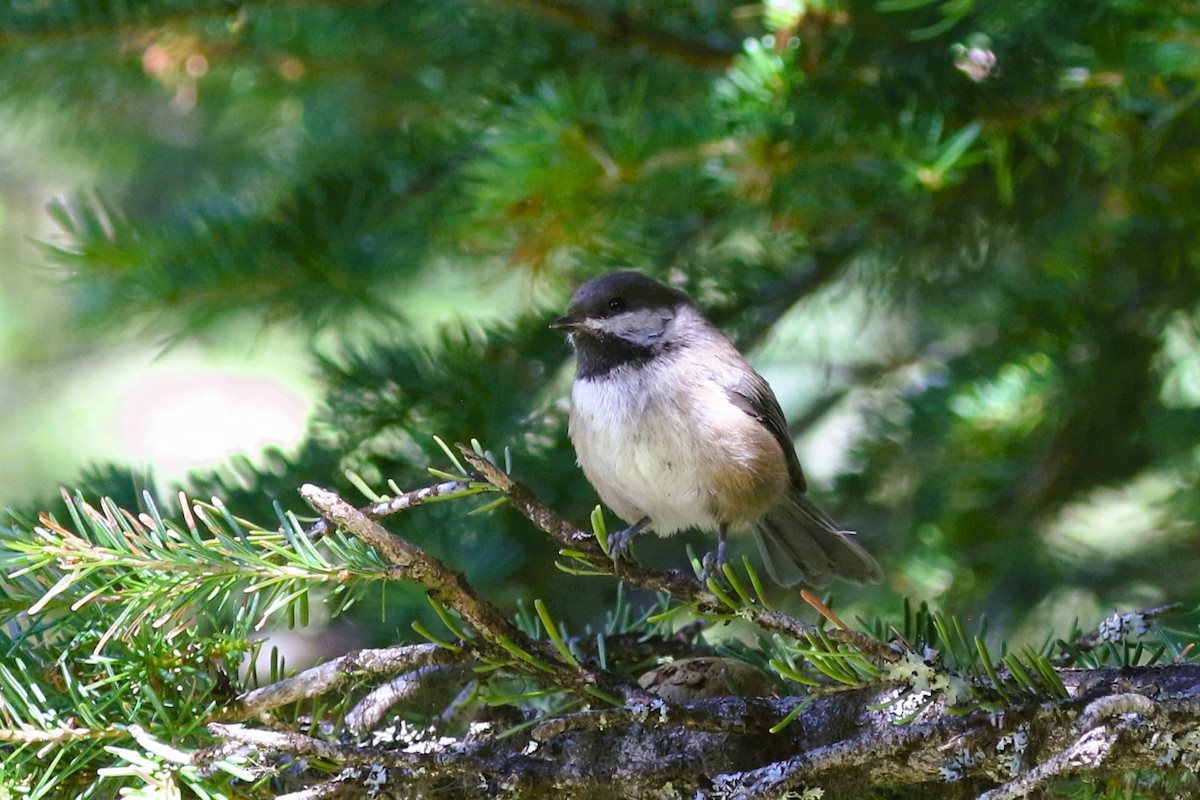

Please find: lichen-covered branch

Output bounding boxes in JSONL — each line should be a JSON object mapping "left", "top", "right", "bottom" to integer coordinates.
{"left": 204, "top": 664, "right": 1200, "bottom": 799}
{"left": 234, "top": 643, "right": 470, "bottom": 718}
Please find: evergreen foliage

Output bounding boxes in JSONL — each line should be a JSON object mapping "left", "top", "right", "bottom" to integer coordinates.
{"left": 2, "top": 0, "right": 1200, "bottom": 796}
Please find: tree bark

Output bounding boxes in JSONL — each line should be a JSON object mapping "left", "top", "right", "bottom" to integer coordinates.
{"left": 218, "top": 663, "right": 1200, "bottom": 799}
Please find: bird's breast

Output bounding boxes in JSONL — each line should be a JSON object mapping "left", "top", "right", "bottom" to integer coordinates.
{"left": 568, "top": 359, "right": 789, "bottom": 535}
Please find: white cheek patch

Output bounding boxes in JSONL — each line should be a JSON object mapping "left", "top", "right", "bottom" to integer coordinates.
{"left": 604, "top": 309, "right": 674, "bottom": 347}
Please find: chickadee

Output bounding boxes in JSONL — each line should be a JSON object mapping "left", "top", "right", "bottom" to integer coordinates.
{"left": 552, "top": 271, "right": 882, "bottom": 587}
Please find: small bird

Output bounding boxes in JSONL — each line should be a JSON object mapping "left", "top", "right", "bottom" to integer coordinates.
{"left": 552, "top": 271, "right": 882, "bottom": 587}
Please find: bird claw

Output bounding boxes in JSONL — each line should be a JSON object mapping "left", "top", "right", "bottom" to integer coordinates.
{"left": 608, "top": 528, "right": 635, "bottom": 561}
{"left": 607, "top": 517, "right": 650, "bottom": 563}
{"left": 700, "top": 549, "right": 725, "bottom": 584}
{"left": 700, "top": 531, "right": 729, "bottom": 584}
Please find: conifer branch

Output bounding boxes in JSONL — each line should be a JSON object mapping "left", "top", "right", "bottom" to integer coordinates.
{"left": 1053, "top": 604, "right": 1180, "bottom": 665}
{"left": 299, "top": 484, "right": 643, "bottom": 704}
{"left": 456, "top": 446, "right": 902, "bottom": 665}
{"left": 6, "top": 477, "right": 1199, "bottom": 798}
{"left": 207, "top": 723, "right": 421, "bottom": 767}
{"left": 0, "top": 725, "right": 104, "bottom": 744}
{"left": 302, "top": 479, "right": 482, "bottom": 541}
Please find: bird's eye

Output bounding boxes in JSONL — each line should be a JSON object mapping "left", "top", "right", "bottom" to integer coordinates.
{"left": 607, "top": 296, "right": 626, "bottom": 313}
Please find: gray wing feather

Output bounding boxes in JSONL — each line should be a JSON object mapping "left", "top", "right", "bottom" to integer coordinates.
{"left": 722, "top": 357, "right": 883, "bottom": 586}
{"left": 725, "top": 372, "right": 807, "bottom": 491}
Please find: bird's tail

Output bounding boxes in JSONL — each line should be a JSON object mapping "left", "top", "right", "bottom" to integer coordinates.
{"left": 752, "top": 487, "right": 882, "bottom": 587}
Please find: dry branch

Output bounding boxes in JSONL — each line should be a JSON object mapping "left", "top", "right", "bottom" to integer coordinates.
{"left": 235, "top": 643, "right": 469, "bottom": 718}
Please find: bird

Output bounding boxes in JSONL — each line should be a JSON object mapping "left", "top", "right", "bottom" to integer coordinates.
{"left": 551, "top": 270, "right": 882, "bottom": 587}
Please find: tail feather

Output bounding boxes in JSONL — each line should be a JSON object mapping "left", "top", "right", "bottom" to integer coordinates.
{"left": 753, "top": 489, "right": 882, "bottom": 587}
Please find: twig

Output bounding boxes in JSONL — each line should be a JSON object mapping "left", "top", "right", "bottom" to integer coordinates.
{"left": 458, "top": 447, "right": 901, "bottom": 664}
{"left": 236, "top": 643, "right": 469, "bottom": 717}
{"left": 127, "top": 724, "right": 193, "bottom": 766}
{"left": 302, "top": 484, "right": 535, "bottom": 645}
{"left": 976, "top": 726, "right": 1121, "bottom": 800}
{"left": 0, "top": 725, "right": 103, "bottom": 744}
{"left": 207, "top": 723, "right": 428, "bottom": 768}
{"left": 344, "top": 664, "right": 474, "bottom": 735}
{"left": 1054, "top": 604, "right": 1180, "bottom": 665}
{"left": 303, "top": 479, "right": 478, "bottom": 540}
{"left": 300, "top": 484, "right": 643, "bottom": 704}
{"left": 1078, "top": 691, "right": 1157, "bottom": 731}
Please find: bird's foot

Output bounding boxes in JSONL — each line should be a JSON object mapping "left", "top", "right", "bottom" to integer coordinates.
{"left": 607, "top": 516, "right": 650, "bottom": 562}
{"left": 699, "top": 532, "right": 729, "bottom": 584}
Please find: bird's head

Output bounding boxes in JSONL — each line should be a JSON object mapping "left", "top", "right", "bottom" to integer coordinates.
{"left": 551, "top": 271, "right": 692, "bottom": 351}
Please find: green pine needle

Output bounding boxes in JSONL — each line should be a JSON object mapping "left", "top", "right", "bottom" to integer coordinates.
{"left": 344, "top": 470, "right": 382, "bottom": 502}
{"left": 495, "top": 636, "right": 557, "bottom": 674}
{"left": 468, "top": 496, "right": 509, "bottom": 515}
{"left": 768, "top": 657, "right": 820, "bottom": 687}
{"left": 975, "top": 635, "right": 1009, "bottom": 702}
{"left": 644, "top": 601, "right": 698, "bottom": 625}
{"left": 428, "top": 598, "right": 471, "bottom": 643}
{"left": 742, "top": 556, "right": 773, "bottom": 611}
{"left": 769, "top": 695, "right": 816, "bottom": 733}
{"left": 534, "top": 599, "right": 581, "bottom": 669}
{"left": 705, "top": 577, "right": 741, "bottom": 612}
{"left": 720, "top": 562, "right": 753, "bottom": 606}
{"left": 432, "top": 435, "right": 469, "bottom": 476}
{"left": 427, "top": 467, "right": 465, "bottom": 482}
{"left": 554, "top": 560, "right": 610, "bottom": 577}
{"left": 581, "top": 685, "right": 624, "bottom": 707}
{"left": 590, "top": 506, "right": 610, "bottom": 556}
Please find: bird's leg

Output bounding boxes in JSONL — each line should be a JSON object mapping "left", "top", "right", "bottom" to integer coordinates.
{"left": 608, "top": 516, "right": 651, "bottom": 561}
{"left": 701, "top": 525, "right": 729, "bottom": 581}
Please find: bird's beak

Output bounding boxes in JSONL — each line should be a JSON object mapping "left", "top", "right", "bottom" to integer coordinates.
{"left": 549, "top": 315, "right": 577, "bottom": 331}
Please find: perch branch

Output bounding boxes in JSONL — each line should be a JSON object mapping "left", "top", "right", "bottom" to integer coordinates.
{"left": 457, "top": 446, "right": 901, "bottom": 664}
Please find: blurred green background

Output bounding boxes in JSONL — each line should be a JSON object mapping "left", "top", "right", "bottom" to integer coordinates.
{"left": 2, "top": 0, "right": 1198, "bottom": 660}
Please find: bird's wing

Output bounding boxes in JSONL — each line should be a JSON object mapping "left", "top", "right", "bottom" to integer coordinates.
{"left": 725, "top": 370, "right": 807, "bottom": 492}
